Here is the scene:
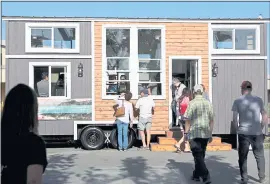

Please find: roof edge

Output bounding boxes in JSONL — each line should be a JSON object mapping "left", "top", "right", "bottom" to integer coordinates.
{"left": 2, "top": 16, "right": 270, "bottom": 23}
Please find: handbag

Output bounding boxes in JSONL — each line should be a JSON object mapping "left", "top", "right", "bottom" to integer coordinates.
{"left": 115, "top": 100, "right": 125, "bottom": 117}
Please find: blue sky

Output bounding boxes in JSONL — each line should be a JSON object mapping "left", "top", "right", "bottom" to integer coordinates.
{"left": 1, "top": 2, "right": 270, "bottom": 73}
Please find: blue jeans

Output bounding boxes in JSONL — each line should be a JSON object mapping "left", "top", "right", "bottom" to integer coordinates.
{"left": 116, "top": 119, "right": 129, "bottom": 149}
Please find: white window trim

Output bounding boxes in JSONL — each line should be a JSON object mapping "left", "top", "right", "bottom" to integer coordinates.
{"left": 29, "top": 62, "right": 71, "bottom": 99}
{"left": 211, "top": 24, "right": 260, "bottom": 54}
{"left": 25, "top": 23, "right": 80, "bottom": 53}
{"left": 102, "top": 24, "right": 166, "bottom": 100}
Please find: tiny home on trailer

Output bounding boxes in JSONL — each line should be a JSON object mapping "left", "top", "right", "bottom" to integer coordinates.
{"left": 3, "top": 16, "right": 268, "bottom": 151}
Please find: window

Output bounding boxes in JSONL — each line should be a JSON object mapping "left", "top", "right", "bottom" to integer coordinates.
{"left": 29, "top": 62, "right": 71, "bottom": 99}
{"left": 212, "top": 25, "right": 260, "bottom": 54}
{"left": 103, "top": 25, "right": 165, "bottom": 99}
{"left": 26, "top": 23, "right": 79, "bottom": 53}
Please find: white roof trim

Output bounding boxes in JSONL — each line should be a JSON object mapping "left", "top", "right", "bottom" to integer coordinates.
{"left": 6, "top": 55, "right": 92, "bottom": 59}
{"left": 2, "top": 17, "right": 270, "bottom": 23}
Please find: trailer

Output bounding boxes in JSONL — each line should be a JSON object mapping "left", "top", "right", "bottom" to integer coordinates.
{"left": 3, "top": 16, "right": 268, "bottom": 150}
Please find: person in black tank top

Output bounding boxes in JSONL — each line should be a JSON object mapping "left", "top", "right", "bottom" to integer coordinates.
{"left": 1, "top": 84, "right": 48, "bottom": 184}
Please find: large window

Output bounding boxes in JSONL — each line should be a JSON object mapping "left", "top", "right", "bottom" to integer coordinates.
{"left": 29, "top": 62, "right": 71, "bottom": 99}
{"left": 103, "top": 26, "right": 165, "bottom": 99}
{"left": 26, "top": 23, "right": 79, "bottom": 53}
{"left": 212, "top": 25, "right": 260, "bottom": 54}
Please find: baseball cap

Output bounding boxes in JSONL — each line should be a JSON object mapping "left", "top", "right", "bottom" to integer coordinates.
{"left": 193, "top": 84, "right": 203, "bottom": 93}
{"left": 140, "top": 88, "right": 149, "bottom": 95}
{"left": 241, "top": 81, "right": 252, "bottom": 89}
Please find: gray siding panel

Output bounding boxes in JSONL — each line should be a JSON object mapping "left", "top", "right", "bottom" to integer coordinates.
{"left": 7, "top": 21, "right": 91, "bottom": 55}
{"left": 6, "top": 58, "right": 92, "bottom": 98}
{"left": 212, "top": 59, "right": 266, "bottom": 134}
{"left": 39, "top": 120, "right": 74, "bottom": 135}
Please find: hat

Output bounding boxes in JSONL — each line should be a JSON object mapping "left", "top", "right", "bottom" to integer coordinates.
{"left": 140, "top": 88, "right": 149, "bottom": 95}
{"left": 241, "top": 81, "right": 252, "bottom": 89}
{"left": 193, "top": 84, "right": 203, "bottom": 92}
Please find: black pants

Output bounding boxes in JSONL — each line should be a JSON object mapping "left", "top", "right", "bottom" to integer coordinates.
{"left": 189, "top": 138, "right": 210, "bottom": 179}
{"left": 238, "top": 134, "right": 265, "bottom": 181}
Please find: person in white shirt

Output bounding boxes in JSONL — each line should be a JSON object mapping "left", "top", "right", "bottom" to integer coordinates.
{"left": 114, "top": 91, "right": 134, "bottom": 151}
{"left": 135, "top": 88, "right": 155, "bottom": 150}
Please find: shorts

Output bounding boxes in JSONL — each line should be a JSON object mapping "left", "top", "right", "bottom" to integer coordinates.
{"left": 138, "top": 117, "right": 152, "bottom": 131}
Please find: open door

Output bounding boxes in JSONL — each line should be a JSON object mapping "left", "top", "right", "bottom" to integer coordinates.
{"left": 189, "top": 60, "right": 198, "bottom": 91}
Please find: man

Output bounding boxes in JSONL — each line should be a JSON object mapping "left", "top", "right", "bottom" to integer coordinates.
{"left": 232, "top": 81, "right": 268, "bottom": 184}
{"left": 37, "top": 72, "right": 49, "bottom": 97}
{"left": 172, "top": 78, "right": 186, "bottom": 126}
{"left": 135, "top": 88, "right": 155, "bottom": 150}
{"left": 184, "top": 84, "right": 214, "bottom": 184}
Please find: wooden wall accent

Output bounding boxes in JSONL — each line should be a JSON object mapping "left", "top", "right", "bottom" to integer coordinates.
{"left": 94, "top": 22, "right": 209, "bottom": 133}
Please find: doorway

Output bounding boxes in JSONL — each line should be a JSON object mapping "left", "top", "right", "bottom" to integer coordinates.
{"left": 169, "top": 56, "right": 202, "bottom": 128}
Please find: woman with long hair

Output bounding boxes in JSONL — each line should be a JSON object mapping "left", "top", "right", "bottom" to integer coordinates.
{"left": 113, "top": 91, "right": 134, "bottom": 151}
{"left": 174, "top": 87, "right": 192, "bottom": 153}
{"left": 1, "top": 84, "right": 48, "bottom": 184}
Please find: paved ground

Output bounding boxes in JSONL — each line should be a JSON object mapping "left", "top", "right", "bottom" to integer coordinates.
{"left": 44, "top": 147, "right": 270, "bottom": 184}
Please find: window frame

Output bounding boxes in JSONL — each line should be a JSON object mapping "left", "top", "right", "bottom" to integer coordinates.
{"left": 25, "top": 23, "right": 80, "bottom": 53}
{"left": 102, "top": 24, "right": 166, "bottom": 100}
{"left": 29, "top": 62, "right": 71, "bottom": 99}
{"left": 211, "top": 24, "right": 260, "bottom": 54}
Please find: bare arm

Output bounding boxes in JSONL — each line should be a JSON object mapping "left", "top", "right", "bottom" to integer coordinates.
{"left": 27, "top": 165, "right": 43, "bottom": 184}
{"left": 185, "top": 120, "right": 191, "bottom": 133}
{"left": 129, "top": 103, "right": 134, "bottom": 122}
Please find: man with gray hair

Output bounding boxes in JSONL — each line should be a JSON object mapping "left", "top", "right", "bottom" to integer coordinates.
{"left": 184, "top": 84, "right": 214, "bottom": 184}
{"left": 172, "top": 77, "right": 186, "bottom": 126}
{"left": 37, "top": 72, "right": 49, "bottom": 97}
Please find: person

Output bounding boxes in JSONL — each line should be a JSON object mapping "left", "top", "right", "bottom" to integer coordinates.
{"left": 135, "top": 88, "right": 155, "bottom": 150}
{"left": 1, "top": 84, "right": 48, "bottom": 184}
{"left": 114, "top": 91, "right": 134, "bottom": 151}
{"left": 183, "top": 84, "right": 214, "bottom": 184}
{"left": 37, "top": 72, "right": 49, "bottom": 97}
{"left": 201, "top": 84, "right": 209, "bottom": 101}
{"left": 232, "top": 81, "right": 268, "bottom": 184}
{"left": 174, "top": 87, "right": 192, "bottom": 153}
{"left": 172, "top": 78, "right": 186, "bottom": 126}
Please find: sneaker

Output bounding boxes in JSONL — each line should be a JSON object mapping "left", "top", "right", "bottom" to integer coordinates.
{"left": 203, "top": 177, "right": 211, "bottom": 184}
{"left": 240, "top": 179, "right": 248, "bottom": 184}
{"left": 123, "top": 149, "right": 128, "bottom": 151}
{"left": 119, "top": 148, "right": 123, "bottom": 151}
{"left": 191, "top": 175, "right": 200, "bottom": 182}
{"left": 259, "top": 177, "right": 266, "bottom": 183}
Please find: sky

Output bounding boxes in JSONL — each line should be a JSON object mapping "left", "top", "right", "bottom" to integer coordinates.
{"left": 1, "top": 1, "right": 270, "bottom": 73}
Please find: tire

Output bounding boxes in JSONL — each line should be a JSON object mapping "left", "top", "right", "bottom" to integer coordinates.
{"left": 110, "top": 128, "right": 136, "bottom": 149}
{"left": 80, "top": 127, "right": 105, "bottom": 150}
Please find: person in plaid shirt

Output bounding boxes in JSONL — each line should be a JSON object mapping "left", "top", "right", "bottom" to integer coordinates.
{"left": 183, "top": 84, "right": 214, "bottom": 184}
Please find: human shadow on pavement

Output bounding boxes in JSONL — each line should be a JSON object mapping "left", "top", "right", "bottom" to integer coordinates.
{"left": 166, "top": 155, "right": 260, "bottom": 184}
{"left": 42, "top": 154, "right": 77, "bottom": 184}
{"left": 82, "top": 156, "right": 182, "bottom": 184}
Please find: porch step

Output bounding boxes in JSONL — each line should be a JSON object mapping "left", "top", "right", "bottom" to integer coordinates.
{"left": 158, "top": 137, "right": 222, "bottom": 145}
{"left": 150, "top": 142, "right": 232, "bottom": 152}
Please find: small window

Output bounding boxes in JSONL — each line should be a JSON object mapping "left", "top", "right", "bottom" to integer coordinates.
{"left": 212, "top": 25, "right": 260, "bottom": 54}
{"left": 30, "top": 63, "right": 71, "bottom": 99}
{"left": 26, "top": 23, "right": 79, "bottom": 53}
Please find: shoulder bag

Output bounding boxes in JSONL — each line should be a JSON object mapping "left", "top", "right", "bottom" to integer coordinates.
{"left": 115, "top": 100, "right": 125, "bottom": 117}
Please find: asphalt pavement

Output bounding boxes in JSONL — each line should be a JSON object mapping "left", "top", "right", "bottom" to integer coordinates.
{"left": 43, "top": 147, "right": 270, "bottom": 184}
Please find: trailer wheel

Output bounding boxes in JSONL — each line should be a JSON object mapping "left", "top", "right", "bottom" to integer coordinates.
{"left": 110, "top": 128, "right": 136, "bottom": 149}
{"left": 80, "top": 127, "right": 105, "bottom": 150}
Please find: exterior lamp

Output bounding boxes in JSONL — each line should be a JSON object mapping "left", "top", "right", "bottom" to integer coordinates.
{"left": 212, "top": 63, "right": 218, "bottom": 77}
{"left": 78, "top": 63, "right": 83, "bottom": 77}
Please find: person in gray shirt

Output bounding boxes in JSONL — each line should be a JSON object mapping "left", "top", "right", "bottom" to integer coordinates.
{"left": 232, "top": 81, "right": 268, "bottom": 184}
{"left": 37, "top": 72, "right": 49, "bottom": 97}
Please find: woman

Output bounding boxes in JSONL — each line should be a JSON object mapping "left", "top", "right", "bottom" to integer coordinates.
{"left": 114, "top": 91, "right": 134, "bottom": 151}
{"left": 201, "top": 84, "right": 210, "bottom": 101}
{"left": 1, "top": 84, "right": 48, "bottom": 184}
{"left": 174, "top": 87, "right": 192, "bottom": 153}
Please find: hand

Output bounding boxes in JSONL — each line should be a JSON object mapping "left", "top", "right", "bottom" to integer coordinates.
{"left": 208, "top": 137, "right": 213, "bottom": 143}
{"left": 120, "top": 93, "right": 125, "bottom": 96}
{"left": 130, "top": 123, "right": 133, "bottom": 128}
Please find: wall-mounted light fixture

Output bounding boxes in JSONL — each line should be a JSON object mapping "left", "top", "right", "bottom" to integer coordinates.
{"left": 78, "top": 63, "right": 83, "bottom": 77}
{"left": 212, "top": 63, "right": 218, "bottom": 77}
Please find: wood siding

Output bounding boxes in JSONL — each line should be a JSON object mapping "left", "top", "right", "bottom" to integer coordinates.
{"left": 94, "top": 22, "right": 209, "bottom": 133}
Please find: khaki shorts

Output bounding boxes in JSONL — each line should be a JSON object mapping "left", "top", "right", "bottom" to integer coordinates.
{"left": 138, "top": 117, "right": 152, "bottom": 131}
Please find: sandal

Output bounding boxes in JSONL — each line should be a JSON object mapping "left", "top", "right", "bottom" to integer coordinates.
{"left": 174, "top": 144, "right": 181, "bottom": 153}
